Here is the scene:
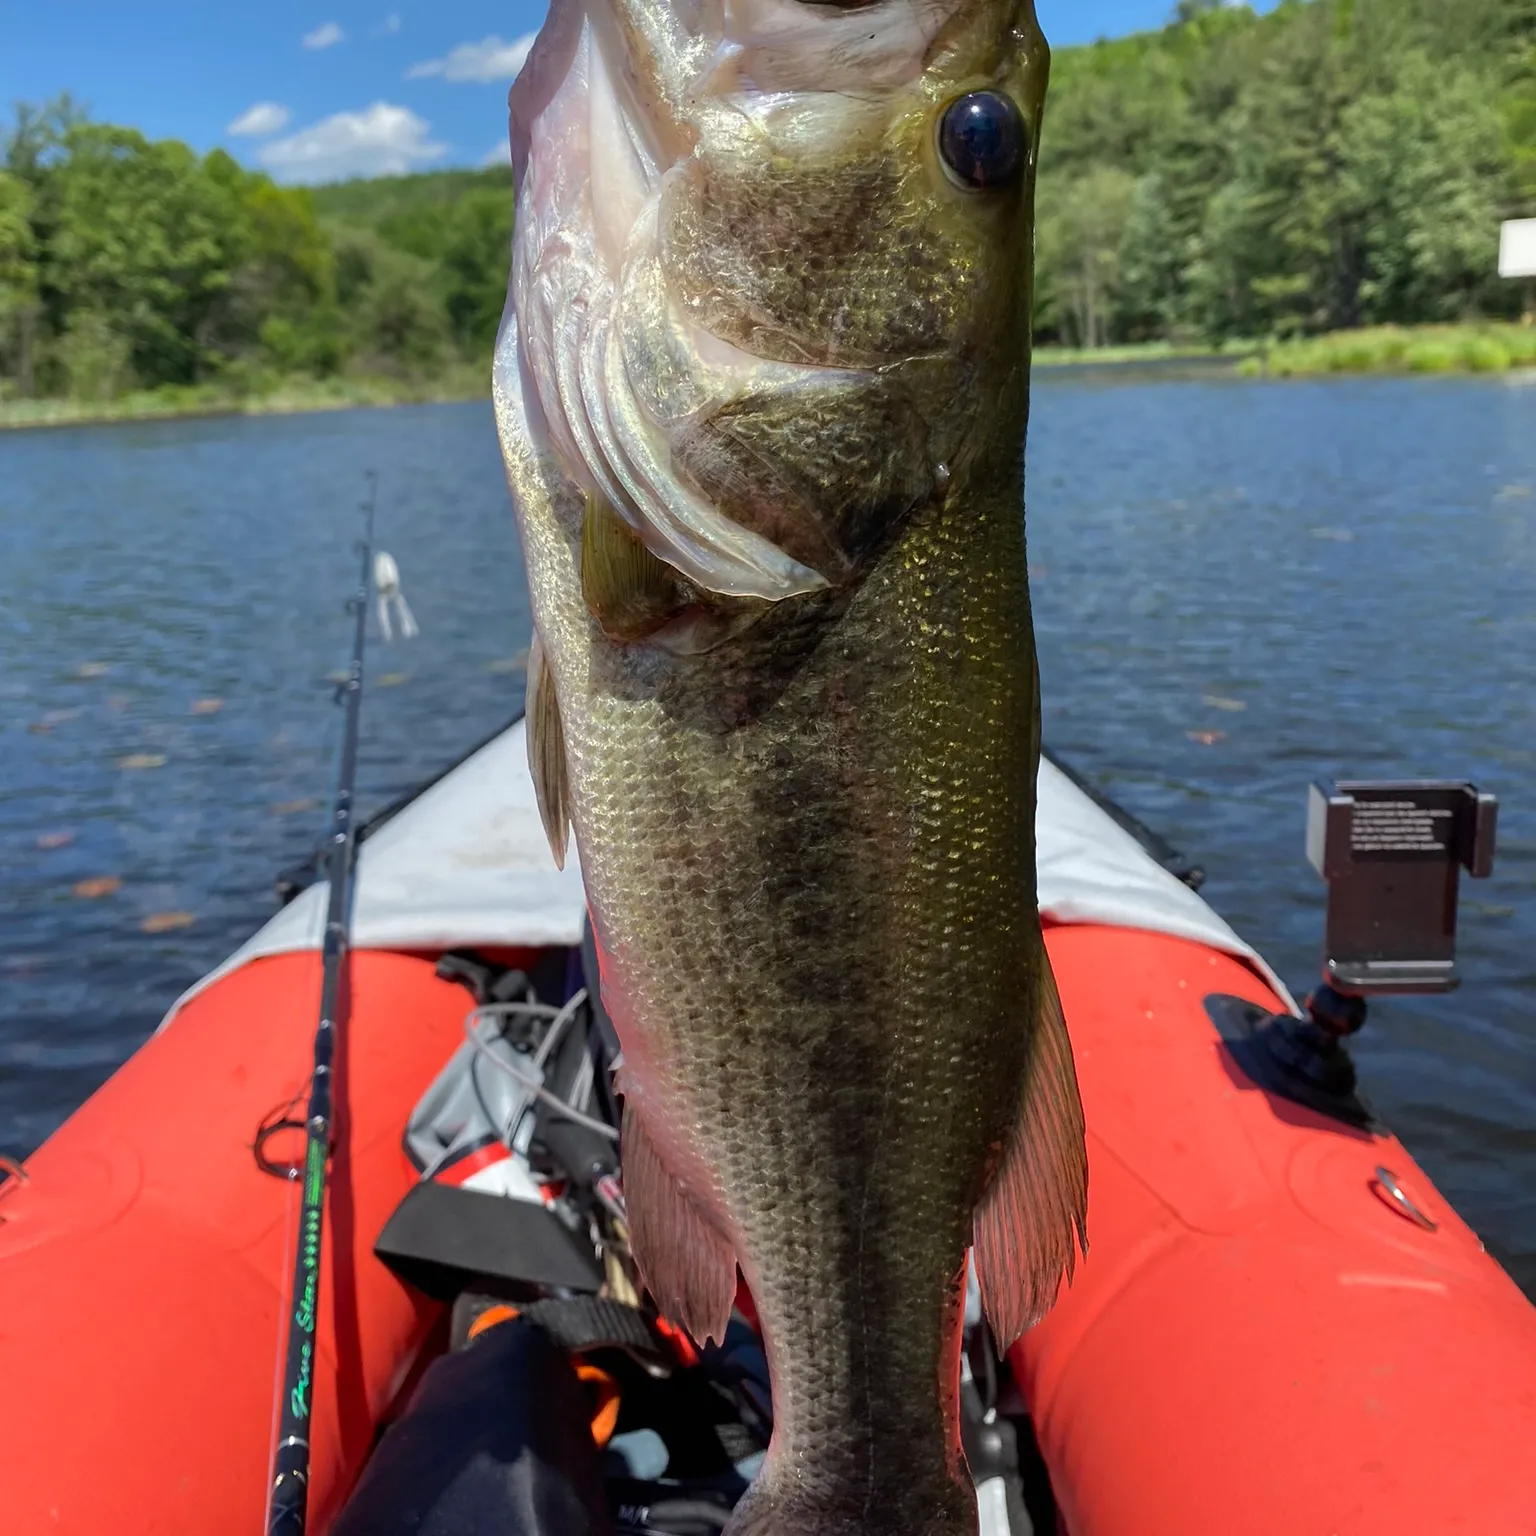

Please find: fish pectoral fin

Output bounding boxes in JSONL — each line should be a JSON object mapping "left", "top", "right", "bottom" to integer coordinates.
{"left": 581, "top": 491, "right": 691, "bottom": 643}
{"left": 973, "top": 941, "right": 1089, "bottom": 1349}
{"left": 526, "top": 630, "right": 571, "bottom": 870}
{"left": 618, "top": 1085, "right": 737, "bottom": 1349}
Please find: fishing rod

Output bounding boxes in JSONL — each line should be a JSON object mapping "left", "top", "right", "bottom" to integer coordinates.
{"left": 266, "top": 473, "right": 378, "bottom": 1536}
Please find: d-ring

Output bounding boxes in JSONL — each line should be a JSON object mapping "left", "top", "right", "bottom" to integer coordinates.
{"left": 1373, "top": 1166, "right": 1437, "bottom": 1232}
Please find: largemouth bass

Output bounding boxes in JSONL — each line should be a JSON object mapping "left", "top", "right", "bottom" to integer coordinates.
{"left": 494, "top": 0, "right": 1086, "bottom": 1530}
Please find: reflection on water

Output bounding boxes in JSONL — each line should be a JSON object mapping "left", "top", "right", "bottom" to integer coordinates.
{"left": 2, "top": 377, "right": 1533, "bottom": 1297}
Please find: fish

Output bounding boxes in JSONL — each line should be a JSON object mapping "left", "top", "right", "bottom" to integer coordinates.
{"left": 493, "top": 0, "right": 1086, "bottom": 1531}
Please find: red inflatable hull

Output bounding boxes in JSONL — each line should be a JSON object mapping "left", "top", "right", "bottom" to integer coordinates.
{"left": 2, "top": 926, "right": 1533, "bottom": 1533}
{"left": 0, "top": 950, "right": 538, "bottom": 1535}
{"left": 1015, "top": 925, "right": 1536, "bottom": 1536}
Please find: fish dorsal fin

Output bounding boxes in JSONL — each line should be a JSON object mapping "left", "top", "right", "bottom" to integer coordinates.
{"left": 525, "top": 630, "right": 571, "bottom": 870}
{"left": 581, "top": 491, "right": 690, "bottom": 643}
{"left": 617, "top": 1078, "right": 738, "bottom": 1348}
{"left": 972, "top": 940, "right": 1089, "bottom": 1348}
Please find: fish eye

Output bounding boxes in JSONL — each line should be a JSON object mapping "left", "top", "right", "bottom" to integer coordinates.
{"left": 937, "top": 91, "right": 1028, "bottom": 191}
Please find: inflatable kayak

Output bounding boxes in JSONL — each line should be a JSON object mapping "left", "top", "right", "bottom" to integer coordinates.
{"left": 1, "top": 717, "right": 1532, "bottom": 1535}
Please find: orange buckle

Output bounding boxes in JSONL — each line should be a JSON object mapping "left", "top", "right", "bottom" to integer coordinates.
{"left": 465, "top": 1303, "right": 521, "bottom": 1343}
{"left": 576, "top": 1360, "right": 621, "bottom": 1445}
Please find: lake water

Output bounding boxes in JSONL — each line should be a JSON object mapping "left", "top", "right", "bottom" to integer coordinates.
{"left": 2, "top": 378, "right": 1533, "bottom": 1299}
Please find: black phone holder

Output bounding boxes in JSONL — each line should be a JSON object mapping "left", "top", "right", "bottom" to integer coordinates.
{"left": 1306, "top": 779, "right": 1497, "bottom": 996}
{"left": 1210, "top": 779, "right": 1497, "bottom": 1130}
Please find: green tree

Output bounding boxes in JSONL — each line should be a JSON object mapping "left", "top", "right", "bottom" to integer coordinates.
{"left": 365, "top": 248, "right": 451, "bottom": 373}
{"left": 439, "top": 188, "right": 513, "bottom": 355}
{"left": 44, "top": 124, "right": 250, "bottom": 388}
{"left": 1037, "top": 165, "right": 1138, "bottom": 346}
{"left": 200, "top": 152, "right": 340, "bottom": 378}
{"left": 1206, "top": 8, "right": 1363, "bottom": 336}
{"left": 2, "top": 95, "right": 85, "bottom": 181}
{"left": 1036, "top": 0, "right": 1533, "bottom": 345}
{"left": 1113, "top": 174, "right": 1187, "bottom": 339}
{"left": 57, "top": 308, "right": 133, "bottom": 401}
{"left": 1341, "top": 54, "right": 1514, "bottom": 321}
{"left": 332, "top": 232, "right": 451, "bottom": 376}
{"left": 0, "top": 170, "right": 39, "bottom": 393}
{"left": 1184, "top": 177, "right": 1292, "bottom": 338}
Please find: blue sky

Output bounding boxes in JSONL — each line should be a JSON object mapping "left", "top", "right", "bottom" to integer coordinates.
{"left": 0, "top": 1, "right": 1271, "bottom": 183}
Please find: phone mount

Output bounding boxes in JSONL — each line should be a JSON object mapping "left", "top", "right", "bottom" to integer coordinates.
{"left": 1306, "top": 780, "right": 1497, "bottom": 995}
{"left": 1209, "top": 780, "right": 1497, "bottom": 1129}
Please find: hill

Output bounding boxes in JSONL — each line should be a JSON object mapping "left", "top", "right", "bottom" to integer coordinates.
{"left": 1034, "top": 0, "right": 1536, "bottom": 343}
{"left": 2, "top": 0, "right": 1533, "bottom": 413}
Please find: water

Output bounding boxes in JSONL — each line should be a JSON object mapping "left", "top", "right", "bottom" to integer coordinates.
{"left": 2, "top": 381, "right": 1532, "bottom": 1299}
{"left": 0, "top": 406, "right": 535, "bottom": 1154}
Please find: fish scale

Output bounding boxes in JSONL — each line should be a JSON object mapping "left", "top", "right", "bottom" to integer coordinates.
{"left": 495, "top": 1, "right": 1084, "bottom": 1531}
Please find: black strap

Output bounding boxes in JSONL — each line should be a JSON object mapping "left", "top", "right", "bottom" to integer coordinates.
{"left": 375, "top": 1182, "right": 605, "bottom": 1300}
{"left": 515, "top": 1296, "right": 666, "bottom": 1360}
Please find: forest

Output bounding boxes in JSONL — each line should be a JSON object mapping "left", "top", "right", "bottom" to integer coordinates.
{"left": 1034, "top": 0, "right": 1536, "bottom": 346}
{"left": 1, "top": 0, "right": 1533, "bottom": 411}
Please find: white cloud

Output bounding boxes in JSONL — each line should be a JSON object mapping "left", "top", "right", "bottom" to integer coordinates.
{"left": 381, "top": 12, "right": 402, "bottom": 34}
{"left": 406, "top": 33, "right": 535, "bottom": 83}
{"left": 258, "top": 102, "right": 446, "bottom": 183}
{"left": 227, "top": 102, "right": 291, "bottom": 137}
{"left": 303, "top": 21, "right": 345, "bottom": 50}
{"left": 482, "top": 138, "right": 512, "bottom": 166}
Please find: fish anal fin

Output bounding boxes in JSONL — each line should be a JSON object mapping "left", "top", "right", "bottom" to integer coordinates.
{"left": 973, "top": 942, "right": 1089, "bottom": 1349}
{"left": 618, "top": 1087, "right": 737, "bottom": 1348}
{"left": 581, "top": 491, "right": 691, "bottom": 643}
{"left": 526, "top": 630, "right": 571, "bottom": 871}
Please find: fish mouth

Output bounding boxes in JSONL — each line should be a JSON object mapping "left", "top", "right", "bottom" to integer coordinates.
{"left": 511, "top": 0, "right": 965, "bottom": 170}
{"left": 507, "top": 0, "right": 990, "bottom": 607}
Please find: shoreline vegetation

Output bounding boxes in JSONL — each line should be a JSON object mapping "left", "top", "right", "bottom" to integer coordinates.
{"left": 3, "top": 0, "right": 1533, "bottom": 431}
{"left": 1042, "top": 322, "right": 1536, "bottom": 375}
{"left": 0, "top": 370, "right": 488, "bottom": 433}
{"left": 7, "top": 322, "right": 1534, "bottom": 434}
{"left": 1240, "top": 322, "right": 1536, "bottom": 377}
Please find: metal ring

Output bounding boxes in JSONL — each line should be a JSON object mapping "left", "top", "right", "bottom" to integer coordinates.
{"left": 1373, "top": 1166, "right": 1438, "bottom": 1232}
{"left": 0, "top": 1154, "right": 29, "bottom": 1188}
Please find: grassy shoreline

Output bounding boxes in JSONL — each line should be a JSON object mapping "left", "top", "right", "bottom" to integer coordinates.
{"left": 0, "top": 372, "right": 489, "bottom": 434}
{"left": 1035, "top": 323, "right": 1536, "bottom": 376}
{"left": 1241, "top": 323, "right": 1536, "bottom": 377}
{"left": 4, "top": 323, "right": 1534, "bottom": 433}
{"left": 1033, "top": 340, "right": 1255, "bottom": 368}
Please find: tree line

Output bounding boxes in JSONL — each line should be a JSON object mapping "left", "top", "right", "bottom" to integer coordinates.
{"left": 2, "top": 0, "right": 1534, "bottom": 403}
{"left": 1035, "top": 0, "right": 1536, "bottom": 346}
{"left": 0, "top": 100, "right": 511, "bottom": 402}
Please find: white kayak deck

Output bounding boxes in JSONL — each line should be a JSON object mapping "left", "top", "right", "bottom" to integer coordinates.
{"left": 163, "top": 719, "right": 1293, "bottom": 1027}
